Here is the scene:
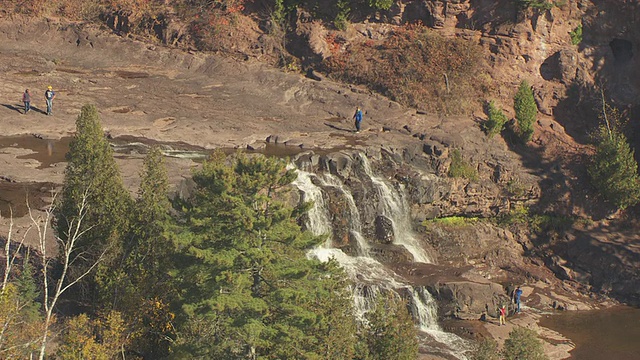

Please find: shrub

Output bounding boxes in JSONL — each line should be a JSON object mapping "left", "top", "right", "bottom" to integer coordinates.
{"left": 503, "top": 327, "right": 549, "bottom": 360}
{"left": 367, "top": 0, "right": 393, "bottom": 10}
{"left": 472, "top": 338, "right": 500, "bottom": 360}
{"left": 570, "top": 24, "right": 582, "bottom": 45}
{"left": 516, "top": 0, "right": 555, "bottom": 10}
{"left": 324, "top": 24, "right": 488, "bottom": 115}
{"left": 448, "top": 149, "right": 479, "bottom": 181}
{"left": 423, "top": 216, "right": 479, "bottom": 230}
{"left": 484, "top": 100, "right": 508, "bottom": 138}
{"left": 513, "top": 80, "right": 537, "bottom": 142}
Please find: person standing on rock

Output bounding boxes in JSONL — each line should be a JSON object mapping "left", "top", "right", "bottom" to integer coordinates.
{"left": 44, "top": 85, "right": 55, "bottom": 115}
{"left": 499, "top": 305, "right": 507, "bottom": 326}
{"left": 513, "top": 286, "right": 523, "bottom": 313}
{"left": 22, "top": 89, "right": 31, "bottom": 114}
{"left": 353, "top": 106, "right": 363, "bottom": 133}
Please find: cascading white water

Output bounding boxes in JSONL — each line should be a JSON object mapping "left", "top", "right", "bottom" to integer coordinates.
{"left": 358, "top": 154, "right": 432, "bottom": 263}
{"left": 294, "top": 165, "right": 470, "bottom": 360}
{"left": 291, "top": 169, "right": 332, "bottom": 247}
{"left": 320, "top": 174, "right": 369, "bottom": 256}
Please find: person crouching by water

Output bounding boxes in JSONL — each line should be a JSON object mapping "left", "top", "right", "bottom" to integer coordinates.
{"left": 353, "top": 106, "right": 363, "bottom": 133}
{"left": 22, "top": 89, "right": 31, "bottom": 114}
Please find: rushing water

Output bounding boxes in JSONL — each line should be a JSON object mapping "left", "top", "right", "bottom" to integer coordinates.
{"left": 358, "top": 154, "right": 432, "bottom": 263}
{"left": 539, "top": 306, "right": 640, "bottom": 359}
{"left": 294, "top": 166, "right": 470, "bottom": 360}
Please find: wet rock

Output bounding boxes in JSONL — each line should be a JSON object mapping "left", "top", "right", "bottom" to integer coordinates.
{"left": 374, "top": 215, "right": 395, "bottom": 244}
{"left": 246, "top": 142, "right": 266, "bottom": 151}
{"left": 429, "top": 280, "right": 508, "bottom": 317}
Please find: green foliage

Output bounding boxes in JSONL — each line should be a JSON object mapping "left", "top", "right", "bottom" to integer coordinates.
{"left": 503, "top": 327, "right": 549, "bottom": 360}
{"left": 325, "top": 24, "right": 488, "bottom": 115}
{"left": 54, "top": 104, "right": 132, "bottom": 301}
{"left": 513, "top": 80, "right": 537, "bottom": 142}
{"left": 588, "top": 104, "right": 640, "bottom": 210}
{"left": 424, "top": 216, "right": 479, "bottom": 228}
{"left": 506, "top": 178, "right": 528, "bottom": 197}
{"left": 171, "top": 152, "right": 358, "bottom": 358}
{"left": 496, "top": 205, "right": 575, "bottom": 235}
{"left": 570, "top": 24, "right": 582, "bottom": 45}
{"left": 16, "top": 254, "right": 41, "bottom": 323}
{"left": 497, "top": 204, "right": 531, "bottom": 227}
{"left": 356, "top": 292, "right": 418, "bottom": 360}
{"left": 334, "top": 0, "right": 350, "bottom": 30}
{"left": 116, "top": 146, "right": 175, "bottom": 357}
{"left": 484, "top": 100, "right": 509, "bottom": 138}
{"left": 472, "top": 338, "right": 500, "bottom": 360}
{"left": 448, "top": 149, "right": 479, "bottom": 182}
{"left": 367, "top": 0, "right": 393, "bottom": 10}
{"left": 516, "top": 0, "right": 555, "bottom": 10}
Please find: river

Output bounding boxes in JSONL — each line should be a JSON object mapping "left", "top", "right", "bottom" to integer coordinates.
{"left": 539, "top": 306, "right": 640, "bottom": 359}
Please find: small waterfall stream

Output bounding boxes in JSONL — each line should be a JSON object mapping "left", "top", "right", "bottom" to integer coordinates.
{"left": 294, "top": 165, "right": 470, "bottom": 360}
{"left": 359, "top": 155, "right": 432, "bottom": 263}
{"left": 320, "top": 173, "right": 370, "bottom": 256}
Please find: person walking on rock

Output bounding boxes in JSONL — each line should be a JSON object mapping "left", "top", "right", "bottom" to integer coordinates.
{"left": 22, "top": 89, "right": 31, "bottom": 114}
{"left": 353, "top": 106, "right": 363, "bottom": 133}
{"left": 44, "top": 85, "right": 55, "bottom": 115}
{"left": 513, "top": 286, "right": 523, "bottom": 313}
{"left": 499, "top": 305, "right": 507, "bottom": 326}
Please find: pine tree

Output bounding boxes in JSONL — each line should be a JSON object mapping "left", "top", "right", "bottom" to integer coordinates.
{"left": 172, "top": 152, "right": 358, "bottom": 358}
{"left": 53, "top": 104, "right": 132, "bottom": 304}
{"left": 118, "top": 146, "right": 175, "bottom": 357}
{"left": 503, "top": 327, "right": 548, "bottom": 360}
{"left": 356, "top": 292, "right": 419, "bottom": 360}
{"left": 16, "top": 253, "right": 41, "bottom": 323}
{"left": 513, "top": 80, "right": 537, "bottom": 142}
{"left": 588, "top": 104, "right": 640, "bottom": 210}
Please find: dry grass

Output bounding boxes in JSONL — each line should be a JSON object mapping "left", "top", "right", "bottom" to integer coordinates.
{"left": 324, "top": 24, "right": 490, "bottom": 115}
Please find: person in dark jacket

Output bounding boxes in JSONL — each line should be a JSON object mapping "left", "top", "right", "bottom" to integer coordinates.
{"left": 44, "top": 85, "right": 56, "bottom": 115}
{"left": 353, "top": 107, "right": 363, "bottom": 133}
{"left": 22, "top": 89, "right": 31, "bottom": 114}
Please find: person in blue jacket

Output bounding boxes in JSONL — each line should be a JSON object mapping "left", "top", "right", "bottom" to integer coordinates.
{"left": 513, "top": 286, "right": 523, "bottom": 313}
{"left": 353, "top": 107, "right": 363, "bottom": 133}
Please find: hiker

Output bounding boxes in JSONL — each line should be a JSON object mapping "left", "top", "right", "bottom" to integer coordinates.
{"left": 353, "top": 107, "right": 363, "bottom": 133}
{"left": 499, "top": 305, "right": 507, "bottom": 326}
{"left": 513, "top": 286, "right": 523, "bottom": 313}
{"left": 22, "top": 89, "right": 31, "bottom": 114}
{"left": 45, "top": 85, "right": 56, "bottom": 115}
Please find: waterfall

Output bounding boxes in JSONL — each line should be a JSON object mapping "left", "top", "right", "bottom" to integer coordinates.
{"left": 294, "top": 165, "right": 470, "bottom": 359}
{"left": 358, "top": 155, "right": 432, "bottom": 263}
{"left": 291, "top": 169, "right": 332, "bottom": 247}
{"left": 320, "top": 174, "right": 369, "bottom": 256}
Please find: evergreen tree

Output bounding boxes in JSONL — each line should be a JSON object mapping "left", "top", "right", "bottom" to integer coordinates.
{"left": 472, "top": 338, "right": 500, "bottom": 360}
{"left": 513, "top": 80, "right": 537, "bottom": 142}
{"left": 118, "top": 146, "right": 175, "bottom": 357}
{"left": 171, "top": 152, "right": 358, "bottom": 358}
{"left": 502, "top": 327, "right": 548, "bottom": 360}
{"left": 588, "top": 103, "right": 640, "bottom": 210}
{"left": 54, "top": 104, "right": 132, "bottom": 304}
{"left": 356, "top": 292, "right": 419, "bottom": 360}
{"left": 16, "top": 253, "right": 41, "bottom": 323}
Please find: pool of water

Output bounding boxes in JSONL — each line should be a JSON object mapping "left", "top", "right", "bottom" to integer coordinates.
{"left": 539, "top": 306, "right": 640, "bottom": 359}
{"left": 0, "top": 136, "right": 71, "bottom": 169}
